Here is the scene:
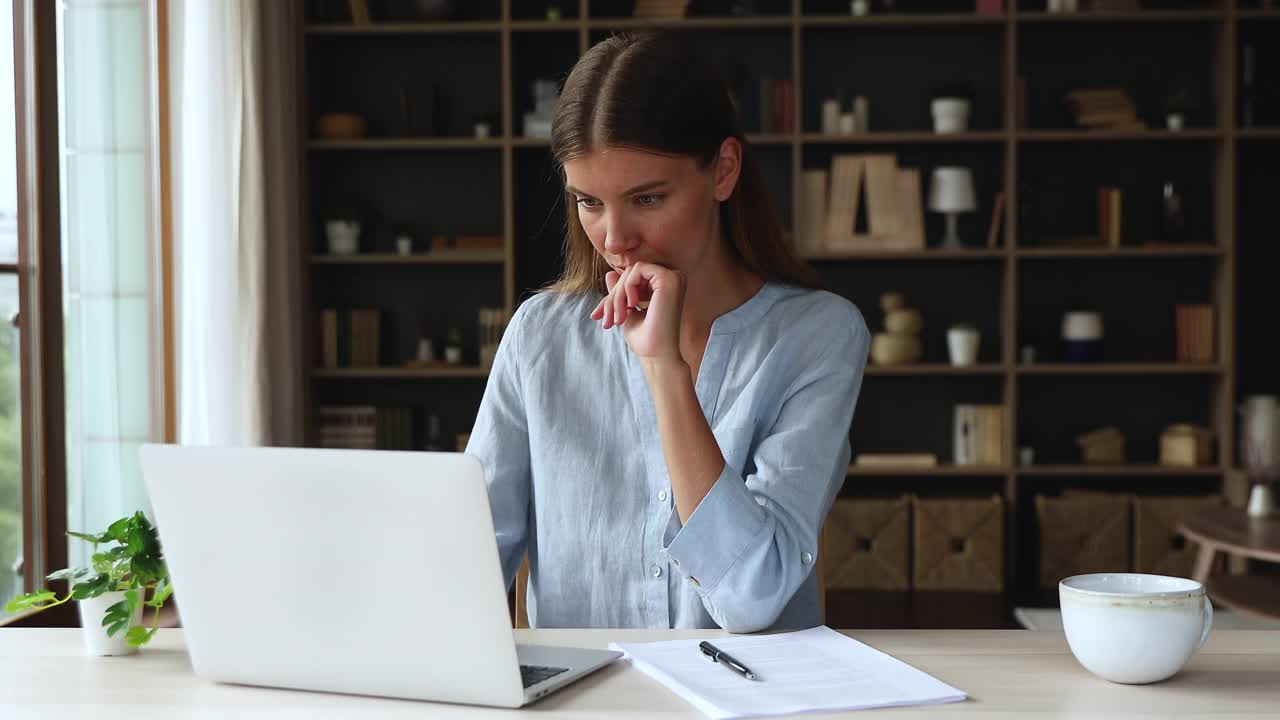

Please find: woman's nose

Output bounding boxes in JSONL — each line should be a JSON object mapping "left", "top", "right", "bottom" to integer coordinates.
{"left": 603, "top": 213, "right": 638, "bottom": 256}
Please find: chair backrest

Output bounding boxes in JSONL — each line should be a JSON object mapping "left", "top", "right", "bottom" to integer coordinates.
{"left": 515, "top": 555, "right": 530, "bottom": 629}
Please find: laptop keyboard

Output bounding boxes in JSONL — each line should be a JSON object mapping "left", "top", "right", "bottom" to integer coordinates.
{"left": 521, "top": 664, "right": 569, "bottom": 688}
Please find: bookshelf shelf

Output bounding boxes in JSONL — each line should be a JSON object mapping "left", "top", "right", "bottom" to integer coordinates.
{"left": 1015, "top": 244, "right": 1222, "bottom": 258}
{"left": 509, "top": 20, "right": 581, "bottom": 32}
{"left": 304, "top": 21, "right": 504, "bottom": 34}
{"left": 865, "top": 364, "right": 1005, "bottom": 376}
{"left": 1016, "top": 10, "right": 1225, "bottom": 24}
{"left": 311, "top": 367, "right": 490, "bottom": 380}
{"left": 803, "top": 249, "right": 1005, "bottom": 261}
{"left": 801, "top": 14, "right": 1006, "bottom": 28}
{"left": 802, "top": 131, "right": 1006, "bottom": 144}
{"left": 587, "top": 16, "right": 791, "bottom": 30}
{"left": 847, "top": 464, "right": 1010, "bottom": 477}
{"left": 1017, "top": 465, "right": 1225, "bottom": 477}
{"left": 1235, "top": 9, "right": 1280, "bottom": 21}
{"left": 1238, "top": 127, "right": 1280, "bottom": 139}
{"left": 310, "top": 251, "right": 505, "bottom": 265}
{"left": 1015, "top": 363, "right": 1223, "bottom": 376}
{"left": 308, "top": 138, "right": 504, "bottom": 151}
{"left": 1016, "top": 129, "right": 1224, "bottom": 142}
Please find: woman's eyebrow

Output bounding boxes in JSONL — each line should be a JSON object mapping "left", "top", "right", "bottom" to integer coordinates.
{"left": 566, "top": 180, "right": 668, "bottom": 197}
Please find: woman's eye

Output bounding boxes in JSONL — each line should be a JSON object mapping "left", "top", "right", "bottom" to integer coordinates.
{"left": 636, "top": 194, "right": 664, "bottom": 207}
{"left": 576, "top": 197, "right": 601, "bottom": 210}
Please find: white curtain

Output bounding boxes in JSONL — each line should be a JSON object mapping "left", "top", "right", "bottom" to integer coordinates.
{"left": 170, "top": 0, "right": 302, "bottom": 447}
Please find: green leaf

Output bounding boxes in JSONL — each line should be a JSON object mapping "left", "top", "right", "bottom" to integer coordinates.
{"left": 4, "top": 590, "right": 58, "bottom": 613}
{"left": 46, "top": 567, "right": 91, "bottom": 583}
{"left": 131, "top": 556, "right": 164, "bottom": 584}
{"left": 125, "top": 626, "right": 154, "bottom": 647}
{"left": 106, "top": 516, "right": 133, "bottom": 543}
{"left": 106, "top": 620, "right": 128, "bottom": 638}
{"left": 149, "top": 582, "right": 174, "bottom": 607}
{"left": 66, "top": 531, "right": 101, "bottom": 544}
{"left": 71, "top": 573, "right": 110, "bottom": 600}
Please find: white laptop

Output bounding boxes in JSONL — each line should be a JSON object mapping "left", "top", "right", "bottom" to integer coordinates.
{"left": 138, "top": 444, "right": 620, "bottom": 708}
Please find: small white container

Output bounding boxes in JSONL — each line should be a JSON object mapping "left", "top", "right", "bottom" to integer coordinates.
{"left": 78, "top": 590, "right": 145, "bottom": 656}
{"left": 931, "top": 97, "right": 971, "bottom": 134}
{"left": 946, "top": 327, "right": 980, "bottom": 366}
{"left": 821, "top": 99, "right": 841, "bottom": 135}
{"left": 324, "top": 220, "right": 360, "bottom": 255}
{"left": 838, "top": 112, "right": 856, "bottom": 135}
{"left": 395, "top": 236, "right": 413, "bottom": 256}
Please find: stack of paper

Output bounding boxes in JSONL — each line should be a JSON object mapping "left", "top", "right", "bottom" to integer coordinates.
{"left": 609, "top": 626, "right": 966, "bottom": 719}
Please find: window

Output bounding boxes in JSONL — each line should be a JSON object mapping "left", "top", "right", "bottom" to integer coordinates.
{"left": 56, "top": 0, "right": 163, "bottom": 572}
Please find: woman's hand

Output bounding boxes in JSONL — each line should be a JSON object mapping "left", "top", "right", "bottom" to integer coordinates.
{"left": 590, "top": 262, "right": 686, "bottom": 362}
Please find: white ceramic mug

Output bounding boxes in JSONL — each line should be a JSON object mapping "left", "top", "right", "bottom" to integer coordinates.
{"left": 1060, "top": 573, "right": 1213, "bottom": 684}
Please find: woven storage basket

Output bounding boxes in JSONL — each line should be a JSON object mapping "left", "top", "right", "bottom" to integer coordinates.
{"left": 1036, "top": 493, "right": 1131, "bottom": 589}
{"left": 912, "top": 495, "right": 1004, "bottom": 591}
{"left": 822, "top": 496, "right": 911, "bottom": 591}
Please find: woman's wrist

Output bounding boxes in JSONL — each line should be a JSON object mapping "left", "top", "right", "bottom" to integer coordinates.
{"left": 640, "top": 356, "right": 691, "bottom": 385}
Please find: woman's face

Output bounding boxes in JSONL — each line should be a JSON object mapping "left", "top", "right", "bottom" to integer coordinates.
{"left": 562, "top": 139, "right": 741, "bottom": 277}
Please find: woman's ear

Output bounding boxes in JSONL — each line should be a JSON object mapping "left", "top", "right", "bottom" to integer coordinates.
{"left": 712, "top": 137, "right": 742, "bottom": 203}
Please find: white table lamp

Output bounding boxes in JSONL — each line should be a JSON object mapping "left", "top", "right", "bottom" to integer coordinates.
{"left": 928, "top": 167, "right": 977, "bottom": 249}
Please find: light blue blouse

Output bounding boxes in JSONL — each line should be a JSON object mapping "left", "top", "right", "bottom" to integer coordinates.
{"left": 466, "top": 282, "right": 869, "bottom": 633}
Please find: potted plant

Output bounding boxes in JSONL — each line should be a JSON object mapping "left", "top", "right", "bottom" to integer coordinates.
{"left": 323, "top": 207, "right": 361, "bottom": 255}
{"left": 5, "top": 511, "right": 172, "bottom": 656}
{"left": 947, "top": 322, "right": 980, "bottom": 367}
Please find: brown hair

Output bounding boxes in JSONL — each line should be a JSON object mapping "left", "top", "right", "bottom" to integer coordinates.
{"left": 547, "top": 30, "right": 820, "bottom": 295}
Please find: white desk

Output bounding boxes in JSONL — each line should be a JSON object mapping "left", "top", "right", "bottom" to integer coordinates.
{"left": 2, "top": 628, "right": 1278, "bottom": 718}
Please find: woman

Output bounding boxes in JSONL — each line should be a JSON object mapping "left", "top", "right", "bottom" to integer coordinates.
{"left": 467, "top": 31, "right": 868, "bottom": 633}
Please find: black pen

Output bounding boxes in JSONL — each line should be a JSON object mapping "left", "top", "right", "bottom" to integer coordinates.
{"left": 699, "top": 641, "right": 758, "bottom": 681}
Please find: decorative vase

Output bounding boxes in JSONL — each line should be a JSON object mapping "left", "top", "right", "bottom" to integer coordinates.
{"left": 1239, "top": 395, "right": 1280, "bottom": 476}
{"left": 78, "top": 590, "right": 144, "bottom": 657}
{"left": 871, "top": 333, "right": 921, "bottom": 366}
{"left": 947, "top": 327, "right": 980, "bottom": 366}
{"left": 1061, "top": 311, "right": 1103, "bottom": 363}
{"left": 1247, "top": 483, "right": 1276, "bottom": 519}
{"left": 325, "top": 220, "right": 360, "bottom": 255}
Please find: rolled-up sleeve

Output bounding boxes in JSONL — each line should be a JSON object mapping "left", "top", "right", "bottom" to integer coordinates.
{"left": 466, "top": 302, "right": 533, "bottom": 591}
{"left": 661, "top": 306, "right": 869, "bottom": 633}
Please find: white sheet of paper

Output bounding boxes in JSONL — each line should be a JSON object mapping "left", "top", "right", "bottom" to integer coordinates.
{"left": 608, "top": 626, "right": 966, "bottom": 719}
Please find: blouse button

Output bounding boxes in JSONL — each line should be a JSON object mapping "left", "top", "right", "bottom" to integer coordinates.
{"left": 801, "top": 551, "right": 813, "bottom": 565}
{"left": 651, "top": 564, "right": 663, "bottom": 578}
{"left": 658, "top": 489, "right": 668, "bottom": 502}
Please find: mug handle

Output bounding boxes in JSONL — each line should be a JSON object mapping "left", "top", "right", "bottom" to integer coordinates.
{"left": 1198, "top": 594, "right": 1214, "bottom": 651}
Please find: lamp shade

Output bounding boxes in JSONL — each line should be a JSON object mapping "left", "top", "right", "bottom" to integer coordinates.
{"left": 927, "top": 167, "right": 977, "bottom": 213}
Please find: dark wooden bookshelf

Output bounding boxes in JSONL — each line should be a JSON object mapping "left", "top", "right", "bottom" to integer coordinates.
{"left": 298, "top": 0, "right": 1264, "bottom": 627}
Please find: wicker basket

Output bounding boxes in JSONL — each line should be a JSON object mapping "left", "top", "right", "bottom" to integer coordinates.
{"left": 1133, "top": 495, "right": 1223, "bottom": 577}
{"left": 912, "top": 495, "right": 1004, "bottom": 591}
{"left": 1036, "top": 493, "right": 1131, "bottom": 589}
{"left": 822, "top": 496, "right": 911, "bottom": 591}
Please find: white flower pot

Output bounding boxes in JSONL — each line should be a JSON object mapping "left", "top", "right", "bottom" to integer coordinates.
{"left": 324, "top": 220, "right": 360, "bottom": 255}
{"left": 931, "top": 98, "right": 971, "bottom": 134}
{"left": 78, "top": 590, "right": 145, "bottom": 656}
{"left": 444, "top": 346, "right": 462, "bottom": 365}
{"left": 947, "top": 328, "right": 980, "bottom": 366}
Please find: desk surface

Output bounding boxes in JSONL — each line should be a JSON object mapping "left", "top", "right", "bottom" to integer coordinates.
{"left": 2, "top": 628, "right": 1278, "bottom": 718}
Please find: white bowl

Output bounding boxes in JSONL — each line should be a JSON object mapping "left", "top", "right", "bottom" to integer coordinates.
{"left": 1059, "top": 573, "right": 1212, "bottom": 684}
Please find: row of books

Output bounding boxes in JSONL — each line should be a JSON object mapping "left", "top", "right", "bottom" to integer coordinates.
{"left": 318, "top": 405, "right": 414, "bottom": 450}
{"left": 320, "top": 309, "right": 382, "bottom": 368}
